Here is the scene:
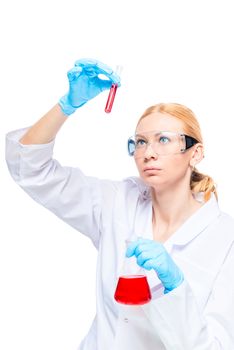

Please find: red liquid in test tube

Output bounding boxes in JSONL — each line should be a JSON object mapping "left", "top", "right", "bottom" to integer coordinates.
{"left": 105, "top": 65, "right": 122, "bottom": 113}
{"left": 105, "top": 83, "right": 118, "bottom": 113}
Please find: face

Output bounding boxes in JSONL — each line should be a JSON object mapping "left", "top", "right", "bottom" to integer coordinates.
{"left": 134, "top": 112, "right": 203, "bottom": 190}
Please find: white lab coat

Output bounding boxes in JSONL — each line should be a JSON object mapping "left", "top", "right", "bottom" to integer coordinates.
{"left": 5, "top": 127, "right": 234, "bottom": 350}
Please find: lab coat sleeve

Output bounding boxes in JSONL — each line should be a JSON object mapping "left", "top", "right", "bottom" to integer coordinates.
{"left": 142, "top": 242, "right": 234, "bottom": 350}
{"left": 5, "top": 128, "right": 120, "bottom": 248}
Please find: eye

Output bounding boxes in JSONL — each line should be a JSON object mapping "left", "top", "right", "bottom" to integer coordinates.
{"left": 159, "top": 136, "right": 170, "bottom": 144}
{"left": 136, "top": 138, "right": 147, "bottom": 147}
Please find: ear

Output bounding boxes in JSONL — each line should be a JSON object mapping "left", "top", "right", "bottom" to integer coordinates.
{"left": 189, "top": 143, "right": 204, "bottom": 167}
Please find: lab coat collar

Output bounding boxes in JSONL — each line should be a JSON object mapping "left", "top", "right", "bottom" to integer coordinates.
{"left": 124, "top": 176, "right": 151, "bottom": 200}
{"left": 163, "top": 192, "right": 221, "bottom": 249}
{"left": 125, "top": 177, "right": 221, "bottom": 248}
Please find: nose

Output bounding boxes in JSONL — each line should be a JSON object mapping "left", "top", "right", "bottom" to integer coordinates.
{"left": 143, "top": 143, "right": 159, "bottom": 160}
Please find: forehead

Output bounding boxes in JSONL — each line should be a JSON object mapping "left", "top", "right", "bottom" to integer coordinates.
{"left": 136, "top": 112, "right": 185, "bottom": 134}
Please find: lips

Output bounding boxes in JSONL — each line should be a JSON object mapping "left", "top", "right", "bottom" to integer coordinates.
{"left": 143, "top": 166, "right": 161, "bottom": 172}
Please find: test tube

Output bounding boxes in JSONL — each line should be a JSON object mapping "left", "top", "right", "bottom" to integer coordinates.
{"left": 105, "top": 65, "right": 123, "bottom": 113}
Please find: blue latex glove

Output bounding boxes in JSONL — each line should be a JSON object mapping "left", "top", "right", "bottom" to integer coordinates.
{"left": 126, "top": 238, "right": 184, "bottom": 294}
{"left": 59, "top": 58, "right": 121, "bottom": 116}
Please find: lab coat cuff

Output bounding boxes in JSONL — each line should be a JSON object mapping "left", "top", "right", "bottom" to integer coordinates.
{"left": 6, "top": 127, "right": 55, "bottom": 148}
{"left": 5, "top": 127, "right": 55, "bottom": 181}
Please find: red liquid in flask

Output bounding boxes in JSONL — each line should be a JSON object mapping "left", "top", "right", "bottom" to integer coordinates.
{"left": 114, "top": 275, "right": 152, "bottom": 305}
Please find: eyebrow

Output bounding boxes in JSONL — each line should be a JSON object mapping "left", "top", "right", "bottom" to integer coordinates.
{"left": 135, "top": 131, "right": 165, "bottom": 138}
{"left": 135, "top": 131, "right": 185, "bottom": 137}
{"left": 135, "top": 133, "right": 148, "bottom": 138}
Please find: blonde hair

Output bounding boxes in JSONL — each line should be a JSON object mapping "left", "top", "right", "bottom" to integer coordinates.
{"left": 137, "top": 103, "right": 217, "bottom": 202}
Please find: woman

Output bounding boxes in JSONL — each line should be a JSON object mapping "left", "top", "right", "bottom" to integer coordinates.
{"left": 5, "top": 58, "right": 234, "bottom": 349}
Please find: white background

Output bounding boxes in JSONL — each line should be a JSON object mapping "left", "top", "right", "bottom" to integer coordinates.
{"left": 1, "top": 1, "right": 234, "bottom": 349}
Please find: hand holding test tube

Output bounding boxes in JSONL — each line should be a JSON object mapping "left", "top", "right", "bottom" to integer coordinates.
{"left": 59, "top": 59, "right": 121, "bottom": 116}
{"left": 105, "top": 65, "right": 123, "bottom": 113}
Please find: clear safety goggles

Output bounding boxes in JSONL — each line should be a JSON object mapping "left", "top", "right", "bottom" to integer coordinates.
{"left": 127, "top": 130, "right": 198, "bottom": 158}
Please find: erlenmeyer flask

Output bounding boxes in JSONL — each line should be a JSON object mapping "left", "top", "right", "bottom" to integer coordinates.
{"left": 114, "top": 239, "right": 152, "bottom": 305}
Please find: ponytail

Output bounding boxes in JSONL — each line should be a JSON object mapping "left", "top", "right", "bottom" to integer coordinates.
{"left": 191, "top": 168, "right": 218, "bottom": 202}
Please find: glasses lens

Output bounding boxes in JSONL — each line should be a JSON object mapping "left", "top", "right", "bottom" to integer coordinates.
{"left": 128, "top": 138, "right": 136, "bottom": 156}
{"left": 128, "top": 132, "right": 187, "bottom": 158}
{"left": 152, "top": 132, "right": 185, "bottom": 155}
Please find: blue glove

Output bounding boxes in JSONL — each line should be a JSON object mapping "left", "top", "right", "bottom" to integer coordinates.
{"left": 59, "top": 58, "right": 121, "bottom": 116}
{"left": 126, "top": 238, "right": 184, "bottom": 294}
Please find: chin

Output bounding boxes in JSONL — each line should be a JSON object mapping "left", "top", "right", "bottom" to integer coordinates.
{"left": 140, "top": 175, "right": 163, "bottom": 186}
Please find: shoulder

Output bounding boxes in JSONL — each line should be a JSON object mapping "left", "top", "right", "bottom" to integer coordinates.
{"left": 218, "top": 211, "right": 234, "bottom": 232}
{"left": 203, "top": 193, "right": 234, "bottom": 240}
{"left": 211, "top": 211, "right": 234, "bottom": 247}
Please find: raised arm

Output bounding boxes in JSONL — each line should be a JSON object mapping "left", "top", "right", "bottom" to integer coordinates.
{"left": 6, "top": 59, "right": 121, "bottom": 246}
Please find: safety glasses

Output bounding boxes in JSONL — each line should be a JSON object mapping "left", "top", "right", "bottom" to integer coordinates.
{"left": 127, "top": 131, "right": 198, "bottom": 158}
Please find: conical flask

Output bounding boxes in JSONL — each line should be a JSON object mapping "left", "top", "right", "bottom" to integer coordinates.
{"left": 114, "top": 239, "right": 152, "bottom": 305}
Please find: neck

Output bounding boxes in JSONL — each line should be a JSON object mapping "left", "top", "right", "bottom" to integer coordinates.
{"left": 151, "top": 181, "right": 203, "bottom": 241}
